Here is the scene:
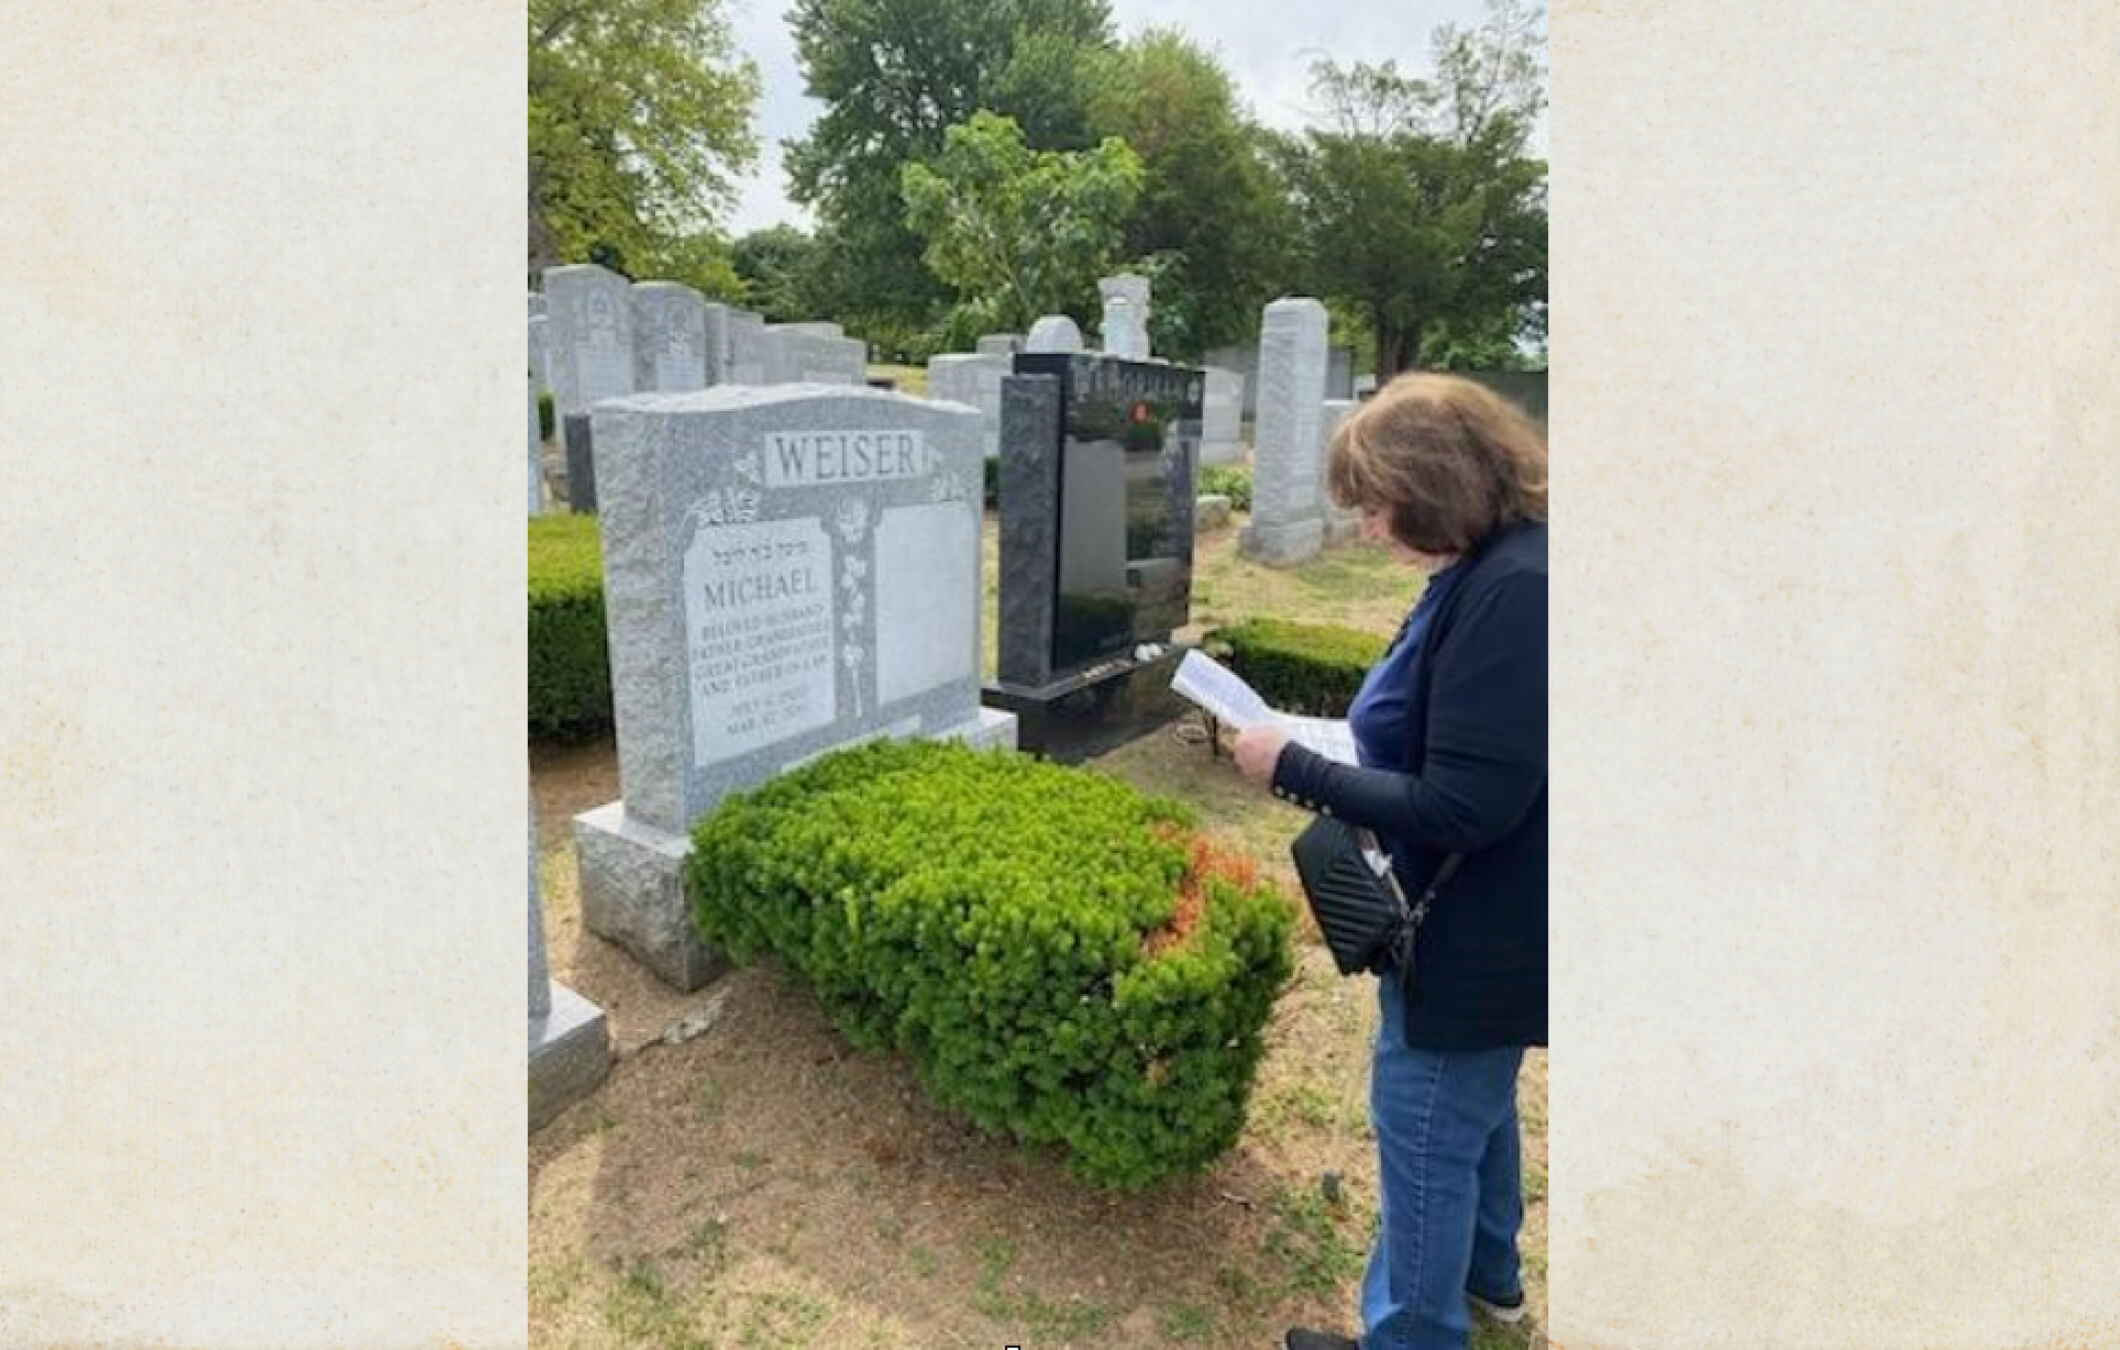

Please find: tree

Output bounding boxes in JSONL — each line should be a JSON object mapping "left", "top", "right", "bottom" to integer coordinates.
{"left": 786, "top": 0, "right": 1117, "bottom": 334}
{"left": 731, "top": 226, "right": 823, "bottom": 322}
{"left": 1086, "top": 30, "right": 1296, "bottom": 359}
{"left": 901, "top": 113, "right": 1143, "bottom": 341}
{"left": 1275, "top": 0, "right": 1547, "bottom": 376}
{"left": 528, "top": 0, "right": 759, "bottom": 286}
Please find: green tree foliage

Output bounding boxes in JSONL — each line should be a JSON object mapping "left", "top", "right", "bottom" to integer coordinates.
{"left": 1274, "top": 0, "right": 1547, "bottom": 376}
{"left": 1087, "top": 30, "right": 1295, "bottom": 359}
{"left": 528, "top": 0, "right": 759, "bottom": 289}
{"left": 786, "top": 0, "right": 1117, "bottom": 335}
{"left": 731, "top": 225, "right": 823, "bottom": 321}
{"left": 901, "top": 113, "right": 1144, "bottom": 340}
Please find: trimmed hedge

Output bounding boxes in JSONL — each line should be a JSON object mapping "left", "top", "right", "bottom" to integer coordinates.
{"left": 529, "top": 515, "right": 613, "bottom": 740}
{"left": 685, "top": 738, "right": 1296, "bottom": 1189}
{"left": 1197, "top": 464, "right": 1252, "bottom": 512}
{"left": 1205, "top": 618, "right": 1388, "bottom": 718}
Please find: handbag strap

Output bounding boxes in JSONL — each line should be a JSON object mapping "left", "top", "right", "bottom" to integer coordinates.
{"left": 1410, "top": 852, "right": 1463, "bottom": 925}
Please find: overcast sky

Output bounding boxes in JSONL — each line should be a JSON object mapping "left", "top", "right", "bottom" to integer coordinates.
{"left": 721, "top": 0, "right": 1546, "bottom": 236}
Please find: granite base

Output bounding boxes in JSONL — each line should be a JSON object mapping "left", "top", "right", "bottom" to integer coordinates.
{"left": 1238, "top": 517, "right": 1325, "bottom": 567}
{"left": 530, "top": 981, "right": 611, "bottom": 1132}
{"left": 981, "top": 646, "right": 1191, "bottom": 765}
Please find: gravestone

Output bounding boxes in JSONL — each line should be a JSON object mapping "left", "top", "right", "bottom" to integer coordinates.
{"left": 975, "top": 333, "right": 1024, "bottom": 357}
{"left": 632, "top": 281, "right": 710, "bottom": 393}
{"left": 529, "top": 292, "right": 546, "bottom": 321}
{"left": 543, "top": 264, "right": 636, "bottom": 418}
{"left": 726, "top": 310, "right": 769, "bottom": 385}
{"left": 1320, "top": 398, "right": 1362, "bottom": 545}
{"left": 1024, "top": 314, "right": 1085, "bottom": 354}
{"left": 985, "top": 354, "right": 1201, "bottom": 760}
{"left": 574, "top": 386, "right": 1018, "bottom": 989}
{"left": 1239, "top": 297, "right": 1330, "bottom": 566}
{"left": 528, "top": 314, "right": 552, "bottom": 397}
{"left": 530, "top": 802, "right": 610, "bottom": 1131}
{"left": 1199, "top": 366, "right": 1245, "bottom": 465}
{"left": 701, "top": 303, "right": 731, "bottom": 385}
{"left": 1097, "top": 274, "right": 1151, "bottom": 360}
{"left": 528, "top": 376, "right": 543, "bottom": 515}
{"left": 762, "top": 325, "right": 866, "bottom": 386}
{"left": 563, "top": 415, "right": 596, "bottom": 514}
{"left": 925, "top": 353, "right": 1010, "bottom": 460}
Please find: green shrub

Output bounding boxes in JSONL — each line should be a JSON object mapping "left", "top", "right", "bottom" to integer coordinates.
{"left": 537, "top": 389, "right": 555, "bottom": 442}
{"left": 529, "top": 515, "right": 612, "bottom": 740}
{"left": 1205, "top": 618, "right": 1386, "bottom": 718}
{"left": 1197, "top": 465, "right": 1252, "bottom": 512}
{"left": 685, "top": 739, "right": 1296, "bottom": 1188}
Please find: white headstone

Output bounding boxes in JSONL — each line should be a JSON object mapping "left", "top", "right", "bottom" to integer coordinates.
{"left": 573, "top": 386, "right": 1016, "bottom": 989}
{"left": 1320, "top": 397, "right": 1362, "bottom": 545}
{"left": 632, "top": 281, "right": 710, "bottom": 392}
{"left": 1097, "top": 273, "right": 1152, "bottom": 360}
{"left": 975, "top": 333, "right": 1024, "bottom": 357}
{"left": 925, "top": 353, "right": 1010, "bottom": 460}
{"left": 726, "top": 310, "right": 769, "bottom": 385}
{"left": 1199, "top": 366, "right": 1245, "bottom": 465}
{"left": 529, "top": 799, "right": 610, "bottom": 1131}
{"left": 528, "top": 314, "right": 552, "bottom": 397}
{"left": 1239, "top": 297, "right": 1330, "bottom": 565}
{"left": 528, "top": 374, "right": 544, "bottom": 515}
{"left": 543, "top": 263, "right": 636, "bottom": 416}
{"left": 1024, "top": 314, "right": 1085, "bottom": 354}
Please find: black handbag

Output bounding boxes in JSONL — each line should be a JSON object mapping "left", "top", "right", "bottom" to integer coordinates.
{"left": 1291, "top": 815, "right": 1461, "bottom": 992}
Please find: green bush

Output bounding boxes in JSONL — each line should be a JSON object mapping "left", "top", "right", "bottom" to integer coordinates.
{"left": 1197, "top": 464, "right": 1252, "bottom": 512}
{"left": 685, "top": 739, "right": 1296, "bottom": 1188}
{"left": 1205, "top": 618, "right": 1387, "bottom": 718}
{"left": 537, "top": 389, "right": 555, "bottom": 442}
{"left": 529, "top": 515, "right": 612, "bottom": 740}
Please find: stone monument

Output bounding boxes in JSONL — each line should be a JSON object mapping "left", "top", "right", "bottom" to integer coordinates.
{"left": 530, "top": 802, "right": 610, "bottom": 1131}
{"left": 632, "top": 281, "right": 710, "bottom": 393}
{"left": 1096, "top": 274, "right": 1151, "bottom": 360}
{"left": 1239, "top": 297, "right": 1330, "bottom": 566}
{"left": 542, "top": 263, "right": 636, "bottom": 418}
{"left": 574, "top": 385, "right": 1017, "bottom": 989}
{"left": 1199, "top": 366, "right": 1245, "bottom": 465}
{"left": 925, "top": 353, "right": 1010, "bottom": 460}
{"left": 1024, "top": 314, "right": 1085, "bottom": 354}
{"left": 1320, "top": 397, "right": 1362, "bottom": 545}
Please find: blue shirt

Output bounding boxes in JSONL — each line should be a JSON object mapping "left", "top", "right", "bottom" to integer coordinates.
{"left": 1349, "top": 561, "right": 1470, "bottom": 772}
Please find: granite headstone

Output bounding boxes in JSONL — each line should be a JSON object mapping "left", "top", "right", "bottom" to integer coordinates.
{"left": 632, "top": 281, "right": 710, "bottom": 393}
{"left": 543, "top": 263, "right": 636, "bottom": 417}
{"left": 574, "top": 385, "right": 1017, "bottom": 989}
{"left": 1239, "top": 297, "right": 1330, "bottom": 566}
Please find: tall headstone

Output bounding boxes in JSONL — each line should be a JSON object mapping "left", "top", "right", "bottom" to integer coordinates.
{"left": 701, "top": 303, "right": 731, "bottom": 385}
{"left": 530, "top": 801, "right": 610, "bottom": 1131}
{"left": 925, "top": 353, "right": 1010, "bottom": 460}
{"left": 761, "top": 325, "right": 866, "bottom": 386}
{"left": 528, "top": 314, "right": 552, "bottom": 397}
{"left": 528, "top": 375, "right": 544, "bottom": 515}
{"left": 632, "top": 281, "right": 710, "bottom": 392}
{"left": 1239, "top": 297, "right": 1330, "bottom": 566}
{"left": 1024, "top": 314, "right": 1085, "bottom": 354}
{"left": 574, "top": 386, "right": 1017, "bottom": 989}
{"left": 1320, "top": 397, "right": 1362, "bottom": 545}
{"left": 564, "top": 415, "right": 596, "bottom": 514}
{"left": 1097, "top": 274, "right": 1151, "bottom": 360}
{"left": 1199, "top": 366, "right": 1245, "bottom": 465}
{"left": 986, "top": 355, "right": 1201, "bottom": 760}
{"left": 726, "top": 310, "right": 769, "bottom": 386}
{"left": 543, "top": 263, "right": 635, "bottom": 417}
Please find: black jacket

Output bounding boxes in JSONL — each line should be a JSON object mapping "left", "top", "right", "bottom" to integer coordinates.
{"left": 1271, "top": 521, "right": 1547, "bottom": 1049}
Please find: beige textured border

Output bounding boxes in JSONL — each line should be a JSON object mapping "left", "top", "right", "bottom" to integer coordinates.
{"left": 1550, "top": 4, "right": 2120, "bottom": 1347}
{"left": 0, "top": 3, "right": 525, "bottom": 1348}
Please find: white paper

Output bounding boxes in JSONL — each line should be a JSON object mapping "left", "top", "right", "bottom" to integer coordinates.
{"left": 1170, "top": 650, "right": 1362, "bottom": 766}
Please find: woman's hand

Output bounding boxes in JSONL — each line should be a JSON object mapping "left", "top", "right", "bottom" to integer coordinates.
{"left": 1232, "top": 726, "right": 1293, "bottom": 787}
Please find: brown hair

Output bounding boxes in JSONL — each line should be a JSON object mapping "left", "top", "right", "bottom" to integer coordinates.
{"left": 1325, "top": 374, "right": 1547, "bottom": 555}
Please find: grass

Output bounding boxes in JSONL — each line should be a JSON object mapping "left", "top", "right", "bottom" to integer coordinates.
{"left": 530, "top": 514, "right": 1545, "bottom": 1350}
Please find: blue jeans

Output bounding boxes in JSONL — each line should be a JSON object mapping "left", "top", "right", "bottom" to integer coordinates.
{"left": 1360, "top": 974, "right": 1526, "bottom": 1350}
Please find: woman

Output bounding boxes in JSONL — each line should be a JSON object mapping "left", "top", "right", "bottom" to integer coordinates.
{"left": 1233, "top": 374, "right": 1547, "bottom": 1350}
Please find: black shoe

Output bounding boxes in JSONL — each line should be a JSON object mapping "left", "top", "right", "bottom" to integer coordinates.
{"left": 1284, "top": 1330, "right": 1360, "bottom": 1350}
{"left": 1468, "top": 1285, "right": 1527, "bottom": 1323}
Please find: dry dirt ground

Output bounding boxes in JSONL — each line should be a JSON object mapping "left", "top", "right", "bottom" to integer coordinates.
{"left": 530, "top": 515, "right": 1546, "bottom": 1350}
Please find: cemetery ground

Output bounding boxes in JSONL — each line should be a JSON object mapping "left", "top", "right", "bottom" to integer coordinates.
{"left": 530, "top": 511, "right": 1547, "bottom": 1350}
